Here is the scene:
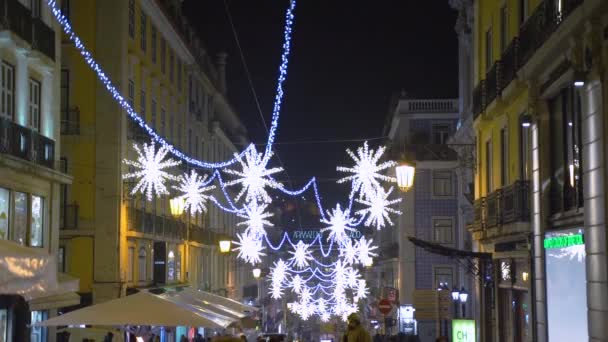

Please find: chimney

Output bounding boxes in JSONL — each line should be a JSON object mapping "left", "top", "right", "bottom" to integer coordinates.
{"left": 216, "top": 52, "right": 228, "bottom": 95}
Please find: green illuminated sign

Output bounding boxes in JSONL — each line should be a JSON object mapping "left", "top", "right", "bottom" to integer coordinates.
{"left": 452, "top": 319, "right": 475, "bottom": 342}
{"left": 543, "top": 234, "right": 584, "bottom": 249}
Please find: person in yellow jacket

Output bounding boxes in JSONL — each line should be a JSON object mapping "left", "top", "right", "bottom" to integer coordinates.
{"left": 342, "top": 313, "right": 372, "bottom": 342}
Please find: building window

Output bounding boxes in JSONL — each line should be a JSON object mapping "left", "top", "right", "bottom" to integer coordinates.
{"left": 128, "top": 246, "right": 134, "bottom": 282}
{"left": 167, "top": 250, "right": 175, "bottom": 281}
{"left": 520, "top": 114, "right": 531, "bottom": 180}
{"left": 31, "top": 0, "right": 40, "bottom": 18}
{"left": 177, "top": 60, "right": 182, "bottom": 90}
{"left": 0, "top": 309, "right": 8, "bottom": 341}
{"left": 160, "top": 108, "right": 166, "bottom": 137}
{"left": 60, "top": 69, "right": 69, "bottom": 120}
{"left": 128, "top": 0, "right": 134, "bottom": 38}
{"left": 140, "top": 10, "right": 147, "bottom": 52}
{"left": 13, "top": 192, "right": 27, "bottom": 246}
{"left": 30, "top": 195, "right": 43, "bottom": 247}
{"left": 151, "top": 99, "right": 156, "bottom": 129}
{"left": 1, "top": 62, "right": 15, "bottom": 120}
{"left": 169, "top": 52, "right": 174, "bottom": 82}
{"left": 151, "top": 26, "right": 157, "bottom": 63}
{"left": 519, "top": 0, "right": 528, "bottom": 25}
{"left": 486, "top": 139, "right": 493, "bottom": 193}
{"left": 500, "top": 127, "right": 508, "bottom": 186}
{"left": 433, "top": 170, "right": 453, "bottom": 197}
{"left": 431, "top": 122, "right": 451, "bottom": 144}
{"left": 549, "top": 86, "right": 583, "bottom": 213}
{"left": 176, "top": 251, "right": 181, "bottom": 281}
{"left": 138, "top": 247, "right": 147, "bottom": 281}
{"left": 0, "top": 188, "right": 8, "bottom": 241}
{"left": 433, "top": 217, "right": 454, "bottom": 245}
{"left": 58, "top": 246, "right": 65, "bottom": 272}
{"left": 500, "top": 5, "right": 508, "bottom": 52}
{"left": 29, "top": 79, "right": 41, "bottom": 132}
{"left": 485, "top": 27, "right": 493, "bottom": 71}
{"left": 140, "top": 90, "right": 146, "bottom": 116}
{"left": 60, "top": 0, "right": 69, "bottom": 19}
{"left": 128, "top": 80, "right": 134, "bottom": 108}
{"left": 160, "top": 38, "right": 166, "bottom": 73}
{"left": 30, "top": 311, "right": 48, "bottom": 342}
{"left": 434, "top": 267, "right": 453, "bottom": 289}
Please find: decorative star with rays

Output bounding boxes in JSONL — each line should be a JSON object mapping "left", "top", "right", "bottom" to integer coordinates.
{"left": 321, "top": 204, "right": 356, "bottom": 245}
{"left": 354, "top": 279, "right": 369, "bottom": 301}
{"left": 237, "top": 201, "right": 273, "bottom": 238}
{"left": 224, "top": 145, "right": 283, "bottom": 203}
{"left": 356, "top": 186, "right": 402, "bottom": 230}
{"left": 172, "top": 170, "right": 215, "bottom": 215}
{"left": 233, "top": 232, "right": 265, "bottom": 265}
{"left": 337, "top": 141, "right": 396, "bottom": 200}
{"left": 289, "top": 240, "right": 313, "bottom": 269}
{"left": 123, "top": 142, "right": 181, "bottom": 201}
{"left": 291, "top": 274, "right": 303, "bottom": 294}
{"left": 339, "top": 239, "right": 358, "bottom": 265}
{"left": 356, "top": 236, "right": 379, "bottom": 266}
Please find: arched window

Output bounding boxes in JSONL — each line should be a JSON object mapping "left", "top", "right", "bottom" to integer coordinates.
{"left": 138, "top": 247, "right": 147, "bottom": 281}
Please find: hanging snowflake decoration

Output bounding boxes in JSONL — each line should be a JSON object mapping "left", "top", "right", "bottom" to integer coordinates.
{"left": 339, "top": 239, "right": 358, "bottom": 265}
{"left": 289, "top": 240, "right": 313, "bottom": 269}
{"left": 291, "top": 274, "right": 303, "bottom": 294}
{"left": 237, "top": 201, "right": 274, "bottom": 238}
{"left": 123, "top": 142, "right": 181, "bottom": 201}
{"left": 345, "top": 267, "right": 361, "bottom": 289}
{"left": 320, "top": 312, "right": 330, "bottom": 322}
{"left": 356, "top": 236, "right": 378, "bottom": 266}
{"left": 233, "top": 232, "right": 265, "bottom": 265}
{"left": 356, "top": 186, "right": 402, "bottom": 229}
{"left": 270, "top": 281, "right": 284, "bottom": 300}
{"left": 269, "top": 259, "right": 288, "bottom": 286}
{"left": 172, "top": 170, "right": 215, "bottom": 215}
{"left": 225, "top": 146, "right": 283, "bottom": 203}
{"left": 354, "top": 279, "right": 369, "bottom": 302}
{"left": 337, "top": 141, "right": 396, "bottom": 200}
{"left": 321, "top": 204, "right": 356, "bottom": 245}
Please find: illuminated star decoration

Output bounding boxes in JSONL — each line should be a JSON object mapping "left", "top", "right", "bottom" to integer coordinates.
{"left": 289, "top": 240, "right": 313, "bottom": 269}
{"left": 233, "top": 232, "right": 265, "bottom": 265}
{"left": 321, "top": 204, "right": 356, "bottom": 245}
{"left": 237, "top": 202, "right": 274, "bottom": 239}
{"left": 356, "top": 186, "right": 402, "bottom": 230}
{"left": 356, "top": 236, "right": 378, "bottom": 266}
{"left": 225, "top": 146, "right": 283, "bottom": 204}
{"left": 269, "top": 259, "right": 288, "bottom": 299}
{"left": 354, "top": 279, "right": 369, "bottom": 302}
{"left": 291, "top": 274, "right": 303, "bottom": 294}
{"left": 123, "top": 142, "right": 181, "bottom": 201}
{"left": 337, "top": 141, "right": 397, "bottom": 200}
{"left": 339, "top": 239, "right": 358, "bottom": 265}
{"left": 173, "top": 170, "right": 215, "bottom": 215}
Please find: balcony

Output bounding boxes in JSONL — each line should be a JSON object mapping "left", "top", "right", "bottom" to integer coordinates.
{"left": 189, "top": 225, "right": 218, "bottom": 246}
{"left": 61, "top": 107, "right": 80, "bottom": 135}
{"left": 32, "top": 17, "right": 55, "bottom": 60}
{"left": 468, "top": 180, "right": 530, "bottom": 235}
{"left": 127, "top": 120, "right": 148, "bottom": 144}
{"left": 473, "top": 0, "right": 584, "bottom": 119}
{"left": 0, "top": 116, "right": 55, "bottom": 169}
{"left": 0, "top": 0, "right": 32, "bottom": 44}
{"left": 127, "top": 207, "right": 187, "bottom": 241}
{"left": 60, "top": 204, "right": 79, "bottom": 230}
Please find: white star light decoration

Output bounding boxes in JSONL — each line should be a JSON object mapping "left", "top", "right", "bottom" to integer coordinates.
{"left": 173, "top": 170, "right": 215, "bottom": 215}
{"left": 237, "top": 202, "right": 274, "bottom": 239}
{"left": 321, "top": 204, "right": 356, "bottom": 245}
{"left": 339, "top": 239, "right": 358, "bottom": 265}
{"left": 123, "top": 142, "right": 181, "bottom": 201}
{"left": 337, "top": 141, "right": 396, "bottom": 200}
{"left": 225, "top": 146, "right": 283, "bottom": 203}
{"left": 357, "top": 236, "right": 378, "bottom": 265}
{"left": 233, "top": 233, "right": 265, "bottom": 265}
{"left": 356, "top": 186, "right": 402, "bottom": 230}
{"left": 289, "top": 241, "right": 313, "bottom": 269}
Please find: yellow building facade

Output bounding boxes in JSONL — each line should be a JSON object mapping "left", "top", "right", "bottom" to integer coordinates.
{"left": 471, "top": 0, "right": 608, "bottom": 341}
{"left": 59, "top": 0, "right": 253, "bottom": 317}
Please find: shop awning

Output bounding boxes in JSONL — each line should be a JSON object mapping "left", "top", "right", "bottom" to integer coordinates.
{"left": 0, "top": 240, "right": 58, "bottom": 300}
{"left": 186, "top": 289, "right": 258, "bottom": 317}
{"left": 407, "top": 236, "right": 492, "bottom": 259}
{"left": 34, "top": 290, "right": 236, "bottom": 328}
{"left": 28, "top": 273, "right": 81, "bottom": 311}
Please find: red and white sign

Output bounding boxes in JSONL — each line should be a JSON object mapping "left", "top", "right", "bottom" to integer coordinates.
{"left": 378, "top": 299, "right": 392, "bottom": 315}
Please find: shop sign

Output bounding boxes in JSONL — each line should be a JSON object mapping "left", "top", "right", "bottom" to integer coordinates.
{"left": 290, "top": 229, "right": 361, "bottom": 242}
{"left": 452, "top": 319, "right": 475, "bottom": 342}
{"left": 543, "top": 233, "right": 584, "bottom": 249}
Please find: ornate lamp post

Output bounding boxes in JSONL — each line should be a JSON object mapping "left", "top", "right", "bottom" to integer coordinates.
{"left": 395, "top": 161, "right": 415, "bottom": 192}
{"left": 459, "top": 287, "right": 468, "bottom": 318}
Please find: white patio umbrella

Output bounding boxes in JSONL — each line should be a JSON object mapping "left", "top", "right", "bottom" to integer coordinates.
{"left": 34, "top": 291, "right": 235, "bottom": 328}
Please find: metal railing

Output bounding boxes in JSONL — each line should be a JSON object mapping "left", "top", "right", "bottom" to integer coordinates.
{"left": 499, "top": 38, "right": 518, "bottom": 92}
{"left": 401, "top": 99, "right": 459, "bottom": 113}
{"left": 468, "top": 180, "right": 530, "bottom": 231}
{"left": 0, "top": 116, "right": 55, "bottom": 169}
{"left": 127, "top": 207, "right": 187, "bottom": 241}
{"left": 32, "top": 17, "right": 54, "bottom": 60}
{"left": 0, "top": 0, "right": 32, "bottom": 43}
{"left": 60, "top": 204, "right": 79, "bottom": 230}
{"left": 472, "top": 81, "right": 485, "bottom": 120}
{"left": 485, "top": 63, "right": 499, "bottom": 106}
{"left": 61, "top": 107, "right": 80, "bottom": 135}
{"left": 127, "top": 120, "right": 148, "bottom": 144}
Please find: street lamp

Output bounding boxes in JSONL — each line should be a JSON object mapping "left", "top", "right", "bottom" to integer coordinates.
{"left": 219, "top": 239, "right": 232, "bottom": 253}
{"left": 459, "top": 287, "right": 468, "bottom": 318}
{"left": 521, "top": 114, "right": 532, "bottom": 128}
{"left": 364, "top": 258, "right": 373, "bottom": 268}
{"left": 451, "top": 287, "right": 460, "bottom": 318}
{"left": 169, "top": 198, "right": 185, "bottom": 217}
{"left": 395, "top": 161, "right": 415, "bottom": 192}
{"left": 252, "top": 268, "right": 262, "bottom": 279}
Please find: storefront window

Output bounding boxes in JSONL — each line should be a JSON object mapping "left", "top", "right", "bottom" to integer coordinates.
{"left": 13, "top": 192, "right": 27, "bottom": 245}
{"left": 30, "top": 196, "right": 43, "bottom": 247}
{"left": 30, "top": 310, "right": 48, "bottom": 342}
{"left": 167, "top": 250, "right": 175, "bottom": 281}
{"left": 0, "top": 188, "right": 9, "bottom": 240}
{"left": 176, "top": 251, "right": 181, "bottom": 281}
{"left": 0, "top": 309, "right": 8, "bottom": 341}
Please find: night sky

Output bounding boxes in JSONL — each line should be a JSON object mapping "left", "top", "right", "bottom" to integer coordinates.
{"left": 183, "top": 0, "right": 458, "bottom": 211}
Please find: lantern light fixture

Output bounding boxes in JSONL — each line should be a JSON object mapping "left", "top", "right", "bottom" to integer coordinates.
{"left": 169, "top": 197, "right": 185, "bottom": 217}
{"left": 253, "top": 268, "right": 262, "bottom": 279}
{"left": 219, "top": 239, "right": 232, "bottom": 253}
{"left": 395, "top": 161, "right": 415, "bottom": 192}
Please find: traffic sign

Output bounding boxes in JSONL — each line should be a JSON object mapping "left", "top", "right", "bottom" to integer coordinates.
{"left": 378, "top": 299, "right": 392, "bottom": 315}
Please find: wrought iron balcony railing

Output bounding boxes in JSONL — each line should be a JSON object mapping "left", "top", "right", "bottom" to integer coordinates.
{"left": 472, "top": 81, "right": 485, "bottom": 120}
{"left": 0, "top": 0, "right": 32, "bottom": 44}
{"left": 32, "top": 17, "right": 54, "bottom": 60}
{"left": 499, "top": 38, "right": 518, "bottom": 92}
{"left": 0, "top": 116, "right": 55, "bottom": 169}
{"left": 468, "top": 180, "right": 530, "bottom": 232}
{"left": 485, "top": 63, "right": 499, "bottom": 106}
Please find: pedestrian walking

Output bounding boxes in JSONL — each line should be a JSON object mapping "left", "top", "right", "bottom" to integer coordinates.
{"left": 342, "top": 313, "right": 372, "bottom": 342}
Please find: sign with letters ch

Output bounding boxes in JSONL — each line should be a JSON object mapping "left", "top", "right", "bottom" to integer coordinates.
{"left": 452, "top": 319, "right": 475, "bottom": 342}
